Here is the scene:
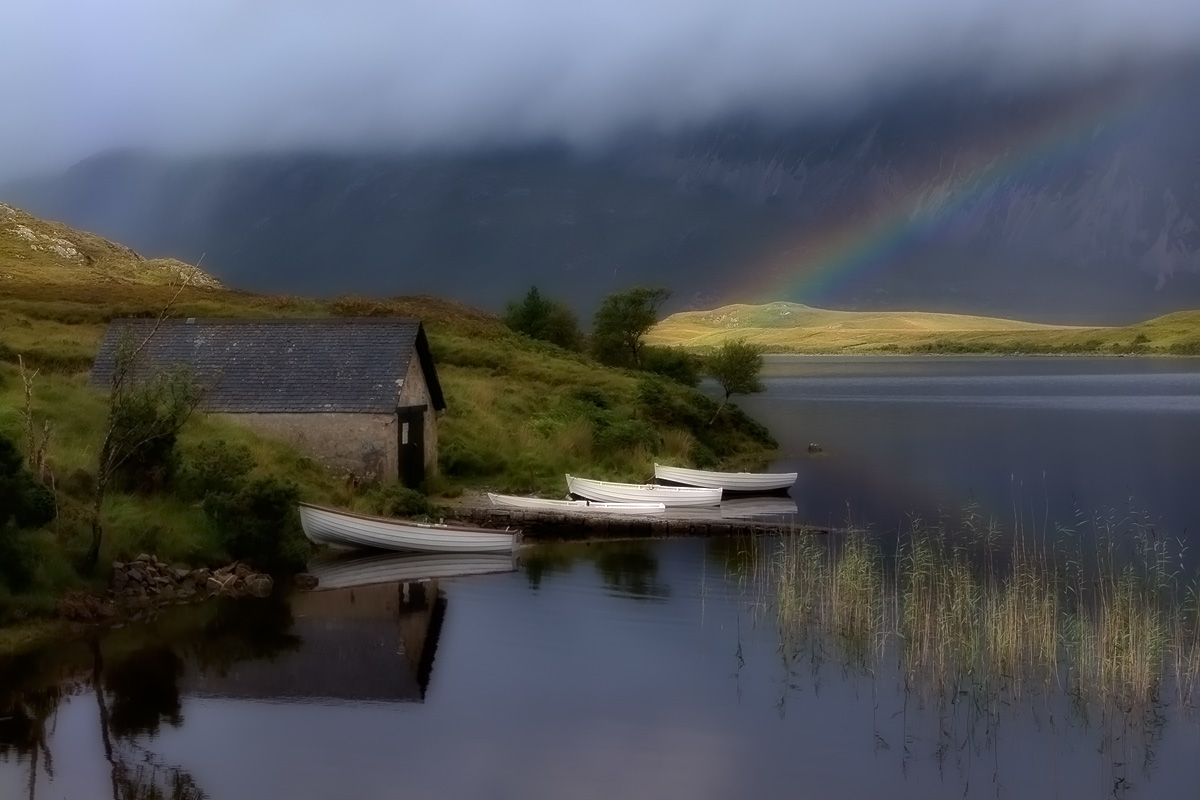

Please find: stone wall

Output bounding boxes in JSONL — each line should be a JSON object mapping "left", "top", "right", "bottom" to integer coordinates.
{"left": 216, "top": 411, "right": 398, "bottom": 481}
{"left": 397, "top": 354, "right": 439, "bottom": 476}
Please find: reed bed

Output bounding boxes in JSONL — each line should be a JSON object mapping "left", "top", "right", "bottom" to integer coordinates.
{"left": 765, "top": 509, "right": 1200, "bottom": 711}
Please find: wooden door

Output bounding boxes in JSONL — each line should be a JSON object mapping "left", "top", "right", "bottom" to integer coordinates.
{"left": 397, "top": 404, "right": 427, "bottom": 488}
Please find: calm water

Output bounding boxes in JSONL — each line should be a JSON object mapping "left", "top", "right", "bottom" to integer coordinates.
{"left": 2, "top": 540, "right": 1197, "bottom": 800}
{"left": 744, "top": 356, "right": 1200, "bottom": 541}
{"left": 5, "top": 356, "right": 1200, "bottom": 799}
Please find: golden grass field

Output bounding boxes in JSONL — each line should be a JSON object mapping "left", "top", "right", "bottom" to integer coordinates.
{"left": 648, "top": 301, "right": 1200, "bottom": 354}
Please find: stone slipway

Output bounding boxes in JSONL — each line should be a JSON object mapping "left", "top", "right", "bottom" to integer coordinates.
{"left": 451, "top": 504, "right": 825, "bottom": 540}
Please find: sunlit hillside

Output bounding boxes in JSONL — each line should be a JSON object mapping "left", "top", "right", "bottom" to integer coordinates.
{"left": 649, "top": 301, "right": 1200, "bottom": 354}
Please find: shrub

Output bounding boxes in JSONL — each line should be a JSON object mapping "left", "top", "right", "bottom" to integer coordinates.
{"left": 364, "top": 484, "right": 439, "bottom": 518}
{"left": 0, "top": 433, "right": 55, "bottom": 592}
{"left": 203, "top": 477, "right": 308, "bottom": 572}
{"left": 177, "top": 440, "right": 255, "bottom": 500}
{"left": 641, "top": 346, "right": 702, "bottom": 387}
{"left": 594, "top": 418, "right": 659, "bottom": 457}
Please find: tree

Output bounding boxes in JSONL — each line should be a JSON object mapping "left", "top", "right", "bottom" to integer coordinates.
{"left": 89, "top": 338, "right": 203, "bottom": 569}
{"left": 504, "top": 286, "right": 583, "bottom": 350}
{"left": 591, "top": 287, "right": 671, "bottom": 368}
{"left": 87, "top": 272, "right": 205, "bottom": 570}
{"left": 706, "top": 339, "right": 765, "bottom": 423}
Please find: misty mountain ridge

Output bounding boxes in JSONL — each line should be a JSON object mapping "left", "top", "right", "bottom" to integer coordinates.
{"left": 7, "top": 65, "right": 1200, "bottom": 325}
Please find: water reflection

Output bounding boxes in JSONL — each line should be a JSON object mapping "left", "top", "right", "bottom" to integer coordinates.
{"left": 3, "top": 538, "right": 1199, "bottom": 799}
{"left": 184, "top": 583, "right": 446, "bottom": 703}
{"left": 522, "top": 541, "right": 669, "bottom": 599}
{"left": 0, "top": 579, "right": 454, "bottom": 798}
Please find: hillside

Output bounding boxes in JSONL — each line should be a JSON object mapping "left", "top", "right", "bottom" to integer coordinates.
{"left": 0, "top": 202, "right": 220, "bottom": 289}
{"left": 649, "top": 302, "right": 1200, "bottom": 354}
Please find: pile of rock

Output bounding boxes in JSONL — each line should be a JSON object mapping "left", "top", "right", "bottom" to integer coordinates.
{"left": 112, "top": 554, "right": 274, "bottom": 601}
{"left": 57, "top": 554, "right": 275, "bottom": 623}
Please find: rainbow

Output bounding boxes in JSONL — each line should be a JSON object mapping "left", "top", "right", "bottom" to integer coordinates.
{"left": 726, "top": 79, "right": 1161, "bottom": 307}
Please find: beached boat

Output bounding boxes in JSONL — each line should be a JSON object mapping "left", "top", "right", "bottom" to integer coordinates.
{"left": 654, "top": 463, "right": 798, "bottom": 493}
{"left": 306, "top": 551, "right": 519, "bottom": 590}
{"left": 487, "top": 493, "right": 667, "bottom": 514}
{"left": 565, "top": 475, "right": 722, "bottom": 508}
{"left": 299, "top": 503, "right": 521, "bottom": 554}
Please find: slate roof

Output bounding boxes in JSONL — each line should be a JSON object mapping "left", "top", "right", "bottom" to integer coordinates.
{"left": 90, "top": 318, "right": 446, "bottom": 414}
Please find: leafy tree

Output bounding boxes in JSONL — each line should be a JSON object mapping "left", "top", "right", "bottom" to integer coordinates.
{"left": 706, "top": 338, "right": 765, "bottom": 423}
{"left": 591, "top": 287, "right": 671, "bottom": 368}
{"left": 504, "top": 286, "right": 583, "bottom": 350}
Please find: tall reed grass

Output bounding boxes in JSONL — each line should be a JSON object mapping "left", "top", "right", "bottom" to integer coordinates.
{"left": 765, "top": 508, "right": 1200, "bottom": 711}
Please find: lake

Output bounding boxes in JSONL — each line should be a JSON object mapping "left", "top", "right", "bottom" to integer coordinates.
{"left": 4, "top": 356, "right": 1199, "bottom": 799}
{"left": 743, "top": 356, "right": 1200, "bottom": 544}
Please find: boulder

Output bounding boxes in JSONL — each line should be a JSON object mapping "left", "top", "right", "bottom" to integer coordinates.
{"left": 293, "top": 573, "right": 320, "bottom": 590}
{"left": 246, "top": 575, "right": 274, "bottom": 598}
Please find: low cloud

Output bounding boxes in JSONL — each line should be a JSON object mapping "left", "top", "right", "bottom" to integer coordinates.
{"left": 4, "top": 0, "right": 1200, "bottom": 179}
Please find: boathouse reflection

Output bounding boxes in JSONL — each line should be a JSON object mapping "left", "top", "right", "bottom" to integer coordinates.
{"left": 181, "top": 581, "right": 447, "bottom": 703}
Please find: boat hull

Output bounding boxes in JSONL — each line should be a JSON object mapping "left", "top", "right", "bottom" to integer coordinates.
{"left": 299, "top": 503, "right": 521, "bottom": 554}
{"left": 565, "top": 475, "right": 721, "bottom": 508}
{"left": 654, "top": 464, "right": 797, "bottom": 493}
{"left": 487, "top": 493, "right": 666, "bottom": 514}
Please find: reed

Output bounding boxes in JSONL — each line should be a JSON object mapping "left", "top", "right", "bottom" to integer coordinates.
{"left": 767, "top": 511, "right": 1200, "bottom": 711}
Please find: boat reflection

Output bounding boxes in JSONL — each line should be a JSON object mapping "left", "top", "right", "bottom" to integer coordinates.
{"left": 306, "top": 550, "right": 519, "bottom": 590}
{"left": 718, "top": 496, "right": 798, "bottom": 518}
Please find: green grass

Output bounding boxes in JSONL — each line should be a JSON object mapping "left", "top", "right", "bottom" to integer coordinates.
{"left": 650, "top": 301, "right": 1200, "bottom": 355}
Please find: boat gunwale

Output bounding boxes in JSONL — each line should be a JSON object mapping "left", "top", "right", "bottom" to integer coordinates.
{"left": 299, "top": 502, "right": 516, "bottom": 537}
{"left": 653, "top": 463, "right": 798, "bottom": 482}
{"left": 564, "top": 475, "right": 722, "bottom": 495}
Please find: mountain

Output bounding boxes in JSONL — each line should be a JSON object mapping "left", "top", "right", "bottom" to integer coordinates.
{"left": 7, "top": 63, "right": 1200, "bottom": 324}
{"left": 0, "top": 201, "right": 219, "bottom": 289}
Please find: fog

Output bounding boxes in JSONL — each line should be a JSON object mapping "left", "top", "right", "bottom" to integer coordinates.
{"left": 4, "top": 0, "right": 1200, "bottom": 179}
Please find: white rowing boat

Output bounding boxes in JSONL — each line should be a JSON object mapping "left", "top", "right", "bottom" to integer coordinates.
{"left": 654, "top": 463, "right": 798, "bottom": 493}
{"left": 306, "top": 551, "right": 519, "bottom": 590}
{"left": 565, "top": 474, "right": 722, "bottom": 508}
{"left": 487, "top": 493, "right": 666, "bottom": 514}
{"left": 299, "top": 503, "right": 521, "bottom": 554}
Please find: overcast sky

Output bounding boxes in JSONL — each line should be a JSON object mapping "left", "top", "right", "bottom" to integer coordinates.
{"left": 3, "top": 0, "right": 1200, "bottom": 180}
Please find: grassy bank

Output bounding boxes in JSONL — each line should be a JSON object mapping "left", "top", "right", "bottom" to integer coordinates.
{"left": 650, "top": 301, "right": 1200, "bottom": 355}
{"left": 0, "top": 211, "right": 775, "bottom": 625}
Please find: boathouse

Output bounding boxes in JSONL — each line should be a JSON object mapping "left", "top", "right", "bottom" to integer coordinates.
{"left": 91, "top": 318, "right": 445, "bottom": 486}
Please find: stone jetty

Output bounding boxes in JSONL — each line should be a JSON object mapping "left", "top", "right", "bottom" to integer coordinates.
{"left": 452, "top": 506, "right": 821, "bottom": 540}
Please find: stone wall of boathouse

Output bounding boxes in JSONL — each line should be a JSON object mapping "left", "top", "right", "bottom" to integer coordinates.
{"left": 397, "top": 353, "right": 440, "bottom": 477}
{"left": 216, "top": 412, "right": 400, "bottom": 482}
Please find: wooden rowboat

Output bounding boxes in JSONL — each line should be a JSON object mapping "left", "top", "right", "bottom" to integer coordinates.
{"left": 565, "top": 475, "right": 722, "bottom": 508}
{"left": 299, "top": 502, "right": 521, "bottom": 554}
{"left": 654, "top": 463, "right": 798, "bottom": 493}
{"left": 487, "top": 493, "right": 666, "bottom": 514}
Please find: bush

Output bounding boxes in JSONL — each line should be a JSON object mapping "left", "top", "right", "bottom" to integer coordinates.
{"left": 640, "top": 346, "right": 702, "bottom": 387}
{"left": 594, "top": 418, "right": 659, "bottom": 456}
{"left": 177, "top": 440, "right": 255, "bottom": 500}
{"left": 364, "top": 484, "right": 439, "bottom": 518}
{"left": 0, "top": 433, "right": 55, "bottom": 530}
{"left": 203, "top": 478, "right": 308, "bottom": 572}
{"left": 0, "top": 433, "right": 55, "bottom": 592}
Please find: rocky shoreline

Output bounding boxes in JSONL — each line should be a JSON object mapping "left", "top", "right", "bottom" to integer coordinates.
{"left": 56, "top": 554, "right": 278, "bottom": 623}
